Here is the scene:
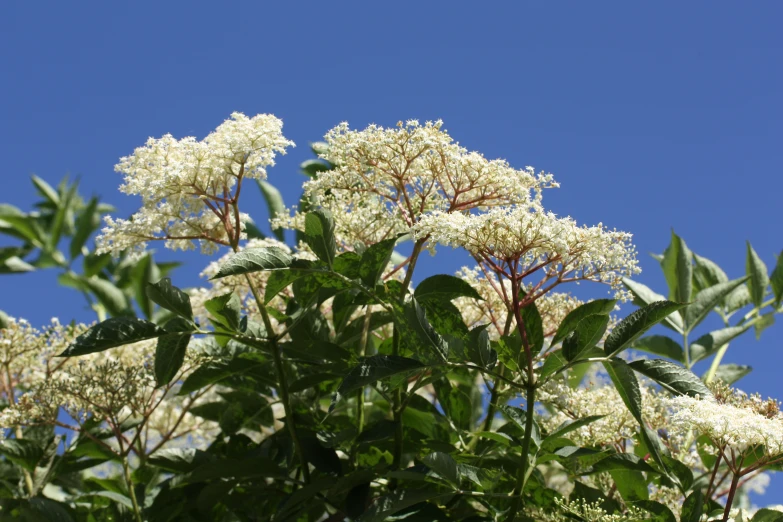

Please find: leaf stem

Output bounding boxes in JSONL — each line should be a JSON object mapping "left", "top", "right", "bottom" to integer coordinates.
{"left": 244, "top": 273, "right": 311, "bottom": 484}
{"left": 122, "top": 458, "right": 143, "bottom": 522}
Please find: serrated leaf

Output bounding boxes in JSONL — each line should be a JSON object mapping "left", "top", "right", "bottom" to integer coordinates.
{"left": 333, "top": 355, "right": 425, "bottom": 404}
{"left": 406, "top": 298, "right": 449, "bottom": 361}
{"left": 60, "top": 317, "right": 165, "bottom": 356}
{"left": 630, "top": 335, "right": 684, "bottom": 363}
{"left": 466, "top": 325, "right": 496, "bottom": 369}
{"left": 746, "top": 242, "right": 770, "bottom": 309}
{"left": 689, "top": 324, "right": 752, "bottom": 364}
{"left": 80, "top": 276, "right": 130, "bottom": 317}
{"left": 751, "top": 509, "right": 783, "bottom": 522}
{"left": 205, "top": 292, "right": 241, "bottom": 331}
{"left": 551, "top": 298, "right": 617, "bottom": 346}
{"left": 359, "top": 237, "right": 397, "bottom": 288}
{"left": 684, "top": 276, "right": 747, "bottom": 331}
{"left": 603, "top": 358, "right": 643, "bottom": 424}
{"left": 256, "top": 179, "right": 286, "bottom": 242}
{"left": 693, "top": 253, "right": 729, "bottom": 290}
{"left": 771, "top": 251, "right": 783, "bottom": 308}
{"left": 70, "top": 197, "right": 100, "bottom": 259}
{"left": 755, "top": 312, "right": 775, "bottom": 340}
{"left": 210, "top": 246, "right": 293, "bottom": 279}
{"left": 622, "top": 278, "right": 684, "bottom": 333}
{"left": 155, "top": 333, "right": 191, "bottom": 386}
{"left": 499, "top": 405, "right": 541, "bottom": 448}
{"left": 630, "top": 500, "right": 676, "bottom": 522}
{"left": 357, "top": 487, "right": 447, "bottom": 522}
{"left": 422, "top": 452, "right": 459, "bottom": 487}
{"left": 146, "top": 277, "right": 193, "bottom": 320}
{"left": 541, "top": 415, "right": 604, "bottom": 450}
{"left": 304, "top": 209, "right": 336, "bottom": 266}
{"left": 628, "top": 359, "right": 711, "bottom": 398}
{"left": 661, "top": 231, "right": 693, "bottom": 306}
{"left": 520, "top": 301, "right": 544, "bottom": 355}
{"left": 415, "top": 274, "right": 482, "bottom": 303}
{"left": 705, "top": 363, "right": 752, "bottom": 385}
{"left": 604, "top": 301, "right": 686, "bottom": 358}
{"left": 680, "top": 490, "right": 704, "bottom": 522}
{"left": 563, "top": 314, "right": 609, "bottom": 362}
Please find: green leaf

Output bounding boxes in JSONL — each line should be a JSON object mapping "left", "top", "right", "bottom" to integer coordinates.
{"left": 752, "top": 509, "right": 783, "bottom": 522}
{"left": 541, "top": 415, "right": 605, "bottom": 450}
{"left": 304, "top": 209, "right": 336, "bottom": 267}
{"left": 422, "top": 452, "right": 459, "bottom": 487}
{"left": 80, "top": 276, "right": 130, "bottom": 317}
{"left": 146, "top": 277, "right": 193, "bottom": 320}
{"left": 499, "top": 405, "right": 541, "bottom": 448}
{"left": 603, "top": 359, "right": 643, "bottom": 424}
{"left": 70, "top": 197, "right": 100, "bottom": 259}
{"left": 334, "top": 355, "right": 425, "bottom": 403}
{"left": 755, "top": 312, "right": 775, "bottom": 340}
{"left": 604, "top": 301, "right": 686, "bottom": 358}
{"left": 630, "top": 500, "right": 676, "bottom": 522}
{"left": 300, "top": 159, "right": 331, "bottom": 178}
{"left": 357, "top": 487, "right": 447, "bottom": 522}
{"left": 689, "top": 324, "right": 752, "bottom": 364}
{"left": 20, "top": 497, "right": 75, "bottom": 522}
{"left": 622, "top": 278, "right": 684, "bottom": 333}
{"left": 359, "top": 237, "right": 397, "bottom": 288}
{"left": 520, "top": 302, "right": 544, "bottom": 355}
{"left": 551, "top": 298, "right": 617, "bottom": 347}
{"left": 0, "top": 439, "right": 45, "bottom": 471}
{"left": 406, "top": 298, "right": 449, "bottom": 361}
{"left": 59, "top": 317, "right": 165, "bottom": 356}
{"left": 539, "top": 349, "right": 568, "bottom": 379}
{"left": 609, "top": 470, "right": 648, "bottom": 500}
{"left": 47, "top": 179, "right": 78, "bottom": 252}
{"left": 415, "top": 274, "right": 481, "bottom": 303}
{"left": 746, "top": 241, "right": 770, "bottom": 309}
{"left": 466, "top": 326, "right": 496, "bottom": 369}
{"left": 185, "top": 456, "right": 284, "bottom": 483}
{"left": 31, "top": 174, "right": 61, "bottom": 205}
{"left": 0, "top": 255, "right": 35, "bottom": 273}
{"left": 210, "top": 246, "right": 293, "bottom": 279}
{"left": 563, "top": 314, "right": 609, "bottom": 362}
{"left": 155, "top": 333, "right": 191, "bottom": 386}
{"left": 684, "top": 276, "right": 748, "bottom": 331}
{"left": 693, "top": 253, "right": 729, "bottom": 291}
{"left": 770, "top": 251, "right": 783, "bottom": 308}
{"left": 264, "top": 267, "right": 310, "bottom": 303}
{"left": 205, "top": 292, "right": 241, "bottom": 331}
{"left": 0, "top": 309, "right": 9, "bottom": 329}
{"left": 680, "top": 490, "right": 704, "bottom": 522}
{"left": 628, "top": 359, "right": 711, "bottom": 398}
{"left": 661, "top": 230, "right": 693, "bottom": 305}
{"left": 256, "top": 179, "right": 286, "bottom": 242}
{"left": 705, "top": 363, "right": 752, "bottom": 385}
{"left": 630, "top": 335, "right": 684, "bottom": 363}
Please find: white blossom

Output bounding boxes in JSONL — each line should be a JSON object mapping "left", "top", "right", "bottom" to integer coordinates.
{"left": 97, "top": 112, "right": 294, "bottom": 256}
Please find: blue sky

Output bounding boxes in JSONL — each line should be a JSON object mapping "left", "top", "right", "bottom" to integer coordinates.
{"left": 2, "top": 1, "right": 782, "bottom": 502}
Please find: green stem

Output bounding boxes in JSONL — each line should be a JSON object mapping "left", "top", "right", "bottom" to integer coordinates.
{"left": 683, "top": 330, "right": 690, "bottom": 369}
{"left": 245, "top": 274, "right": 311, "bottom": 484}
{"left": 390, "top": 238, "right": 427, "bottom": 481}
{"left": 122, "top": 459, "right": 143, "bottom": 522}
{"left": 504, "top": 384, "right": 536, "bottom": 522}
{"left": 356, "top": 307, "right": 373, "bottom": 436}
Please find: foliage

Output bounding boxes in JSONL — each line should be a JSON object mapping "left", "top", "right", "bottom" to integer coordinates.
{"left": 1, "top": 114, "right": 782, "bottom": 522}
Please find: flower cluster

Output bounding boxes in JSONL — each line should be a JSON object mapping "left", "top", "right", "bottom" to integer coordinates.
{"left": 669, "top": 391, "right": 783, "bottom": 457}
{"left": 277, "top": 120, "right": 557, "bottom": 248}
{"left": 414, "top": 206, "right": 640, "bottom": 299}
{"left": 97, "top": 113, "right": 294, "bottom": 256}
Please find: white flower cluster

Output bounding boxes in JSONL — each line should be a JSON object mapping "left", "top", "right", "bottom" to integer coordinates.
{"left": 277, "top": 120, "right": 556, "bottom": 248}
{"left": 0, "top": 319, "right": 215, "bottom": 455}
{"left": 97, "top": 113, "right": 294, "bottom": 256}
{"left": 415, "top": 206, "right": 640, "bottom": 299}
{"left": 669, "top": 394, "right": 783, "bottom": 457}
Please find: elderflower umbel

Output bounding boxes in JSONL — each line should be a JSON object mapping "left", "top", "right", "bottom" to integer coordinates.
{"left": 668, "top": 393, "right": 783, "bottom": 457}
{"left": 413, "top": 205, "right": 639, "bottom": 299}
{"left": 97, "top": 113, "right": 294, "bottom": 256}
{"left": 278, "top": 120, "right": 556, "bottom": 247}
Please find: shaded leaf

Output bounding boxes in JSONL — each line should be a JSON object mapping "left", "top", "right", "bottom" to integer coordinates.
{"left": 415, "top": 275, "right": 481, "bottom": 303}
{"left": 155, "top": 333, "right": 191, "bottom": 386}
{"left": 551, "top": 298, "right": 617, "bottom": 347}
{"left": 146, "top": 277, "right": 193, "bottom": 320}
{"left": 359, "top": 237, "right": 397, "bottom": 288}
{"left": 422, "top": 452, "right": 459, "bottom": 487}
{"left": 746, "top": 242, "right": 770, "bottom": 309}
{"left": 689, "top": 324, "right": 752, "bottom": 364}
{"left": 661, "top": 230, "right": 693, "bottom": 305}
{"left": 630, "top": 335, "right": 684, "bottom": 363}
{"left": 685, "top": 276, "right": 748, "bottom": 331}
{"left": 680, "top": 490, "right": 704, "bottom": 522}
{"left": 622, "top": 278, "right": 684, "bottom": 333}
{"left": 628, "top": 359, "right": 711, "bottom": 398}
{"left": 304, "top": 209, "right": 336, "bottom": 266}
{"left": 604, "top": 301, "right": 686, "bottom": 358}
{"left": 257, "top": 179, "right": 286, "bottom": 242}
{"left": 563, "top": 314, "right": 609, "bottom": 362}
{"left": 59, "top": 317, "right": 165, "bottom": 356}
{"left": 210, "top": 246, "right": 293, "bottom": 279}
{"left": 406, "top": 298, "right": 449, "bottom": 361}
{"left": 705, "top": 363, "right": 752, "bottom": 385}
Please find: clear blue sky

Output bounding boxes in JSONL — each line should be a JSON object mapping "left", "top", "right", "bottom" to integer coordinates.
{"left": 2, "top": 1, "right": 782, "bottom": 501}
